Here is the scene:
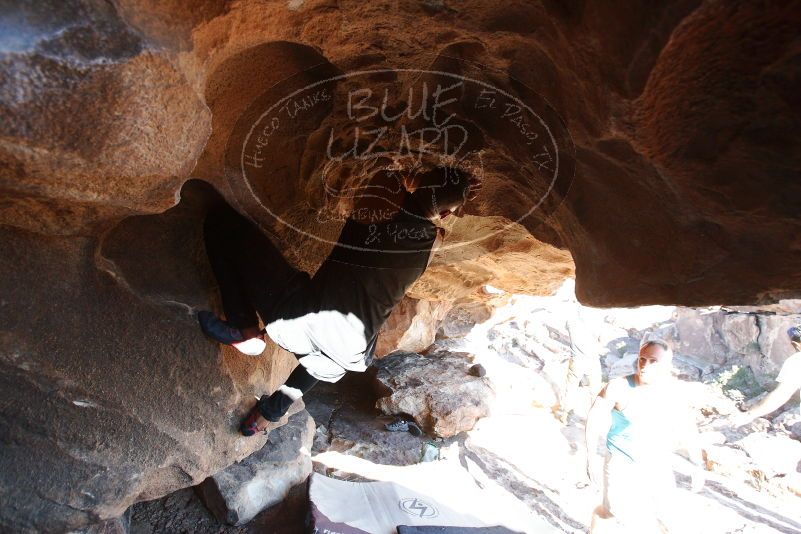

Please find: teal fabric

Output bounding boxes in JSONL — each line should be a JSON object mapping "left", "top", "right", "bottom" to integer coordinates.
{"left": 606, "top": 376, "right": 637, "bottom": 461}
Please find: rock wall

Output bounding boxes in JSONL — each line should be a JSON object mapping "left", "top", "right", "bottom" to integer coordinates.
{"left": 670, "top": 306, "right": 801, "bottom": 386}
{"left": 1, "top": 0, "right": 801, "bottom": 531}
{"left": 0, "top": 181, "right": 301, "bottom": 532}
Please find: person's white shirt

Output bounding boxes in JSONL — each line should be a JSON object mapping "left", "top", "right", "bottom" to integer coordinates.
{"left": 775, "top": 351, "right": 801, "bottom": 410}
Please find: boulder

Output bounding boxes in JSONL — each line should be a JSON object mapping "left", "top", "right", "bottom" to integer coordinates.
{"left": 608, "top": 353, "right": 639, "bottom": 380}
{"left": 670, "top": 307, "right": 801, "bottom": 386}
{"left": 305, "top": 373, "right": 429, "bottom": 469}
{"left": 673, "top": 308, "right": 730, "bottom": 366}
{"left": 6, "top": 0, "right": 800, "bottom": 307}
{"left": 0, "top": 183, "right": 298, "bottom": 533}
{"left": 757, "top": 314, "right": 801, "bottom": 375}
{"left": 197, "top": 410, "right": 315, "bottom": 526}
{"left": 469, "top": 364, "right": 487, "bottom": 377}
{"left": 439, "top": 302, "right": 494, "bottom": 339}
{"left": 373, "top": 351, "right": 494, "bottom": 438}
{"left": 375, "top": 298, "right": 452, "bottom": 358}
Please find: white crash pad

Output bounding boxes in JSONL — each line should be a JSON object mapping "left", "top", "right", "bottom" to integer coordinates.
{"left": 308, "top": 458, "right": 556, "bottom": 533}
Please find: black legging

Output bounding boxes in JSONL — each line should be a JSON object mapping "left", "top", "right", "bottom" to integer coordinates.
{"left": 258, "top": 365, "right": 320, "bottom": 421}
{"left": 203, "top": 204, "right": 319, "bottom": 420}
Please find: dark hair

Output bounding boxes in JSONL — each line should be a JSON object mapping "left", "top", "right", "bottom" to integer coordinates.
{"left": 788, "top": 326, "right": 801, "bottom": 344}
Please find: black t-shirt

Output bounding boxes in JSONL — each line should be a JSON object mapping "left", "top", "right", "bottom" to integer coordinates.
{"left": 310, "top": 200, "right": 437, "bottom": 357}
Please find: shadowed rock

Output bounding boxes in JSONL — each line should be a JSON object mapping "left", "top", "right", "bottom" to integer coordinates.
{"left": 2, "top": 0, "right": 801, "bottom": 530}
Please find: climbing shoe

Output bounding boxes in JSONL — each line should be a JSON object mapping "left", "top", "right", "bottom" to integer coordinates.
{"left": 239, "top": 397, "right": 271, "bottom": 437}
{"left": 198, "top": 311, "right": 266, "bottom": 356}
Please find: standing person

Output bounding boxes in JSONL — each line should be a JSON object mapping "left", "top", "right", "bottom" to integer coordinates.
{"left": 733, "top": 325, "right": 801, "bottom": 427}
{"left": 198, "top": 166, "right": 481, "bottom": 436}
{"left": 585, "top": 338, "right": 706, "bottom": 533}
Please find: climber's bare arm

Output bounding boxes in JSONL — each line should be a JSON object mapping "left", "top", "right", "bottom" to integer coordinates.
{"left": 734, "top": 379, "right": 800, "bottom": 427}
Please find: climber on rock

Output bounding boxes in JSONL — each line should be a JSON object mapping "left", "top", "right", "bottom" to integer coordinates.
{"left": 198, "top": 164, "right": 481, "bottom": 436}
{"left": 732, "top": 325, "right": 801, "bottom": 428}
{"left": 585, "top": 337, "right": 707, "bottom": 533}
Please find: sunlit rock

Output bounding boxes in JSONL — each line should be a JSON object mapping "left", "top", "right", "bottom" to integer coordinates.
{"left": 373, "top": 350, "right": 494, "bottom": 438}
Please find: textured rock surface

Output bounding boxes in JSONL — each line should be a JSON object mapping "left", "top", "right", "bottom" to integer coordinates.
{"left": 130, "top": 485, "right": 307, "bottom": 534}
{"left": 373, "top": 350, "right": 494, "bottom": 438}
{"left": 375, "top": 297, "right": 451, "bottom": 357}
{"left": 439, "top": 301, "right": 493, "bottom": 339}
{"left": 2, "top": 0, "right": 801, "bottom": 531}
{"left": 197, "top": 410, "right": 314, "bottom": 526}
{"left": 0, "top": 182, "right": 298, "bottom": 532}
{"left": 669, "top": 307, "right": 801, "bottom": 385}
{"left": 75, "top": 510, "right": 130, "bottom": 534}
{"left": 305, "top": 372, "right": 433, "bottom": 470}
{"left": 0, "top": 0, "right": 211, "bottom": 236}
{"left": 2, "top": 0, "right": 799, "bottom": 304}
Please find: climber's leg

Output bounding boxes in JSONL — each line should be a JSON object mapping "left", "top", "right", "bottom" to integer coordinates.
{"left": 240, "top": 364, "right": 320, "bottom": 436}
{"left": 203, "top": 205, "right": 261, "bottom": 333}
{"left": 201, "top": 204, "right": 309, "bottom": 355}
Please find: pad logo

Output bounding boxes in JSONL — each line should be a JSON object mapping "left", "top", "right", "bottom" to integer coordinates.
{"left": 399, "top": 497, "right": 439, "bottom": 518}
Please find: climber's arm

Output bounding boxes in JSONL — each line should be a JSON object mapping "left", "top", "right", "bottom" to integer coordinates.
{"left": 734, "top": 379, "right": 800, "bottom": 427}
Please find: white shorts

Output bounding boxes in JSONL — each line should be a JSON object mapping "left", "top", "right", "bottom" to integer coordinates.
{"left": 265, "top": 309, "right": 369, "bottom": 383}
{"left": 602, "top": 452, "right": 677, "bottom": 527}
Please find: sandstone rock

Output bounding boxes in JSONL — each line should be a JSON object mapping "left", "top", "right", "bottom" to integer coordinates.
{"left": 2, "top": 0, "right": 800, "bottom": 304}
{"left": 0, "top": 0, "right": 211, "bottom": 236}
{"left": 439, "top": 302, "right": 493, "bottom": 339}
{"left": 487, "top": 324, "right": 547, "bottom": 369}
{"left": 719, "top": 313, "right": 761, "bottom": 356}
{"left": 0, "top": 183, "right": 298, "bottom": 533}
{"left": 671, "top": 354, "right": 704, "bottom": 382}
{"left": 671, "top": 307, "right": 801, "bottom": 386}
{"left": 375, "top": 298, "right": 452, "bottom": 358}
{"left": 577, "top": 0, "right": 801, "bottom": 306}
{"left": 373, "top": 351, "right": 494, "bottom": 438}
{"left": 726, "top": 300, "right": 801, "bottom": 315}
{"left": 305, "top": 373, "right": 433, "bottom": 468}
{"left": 197, "top": 410, "right": 314, "bottom": 526}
